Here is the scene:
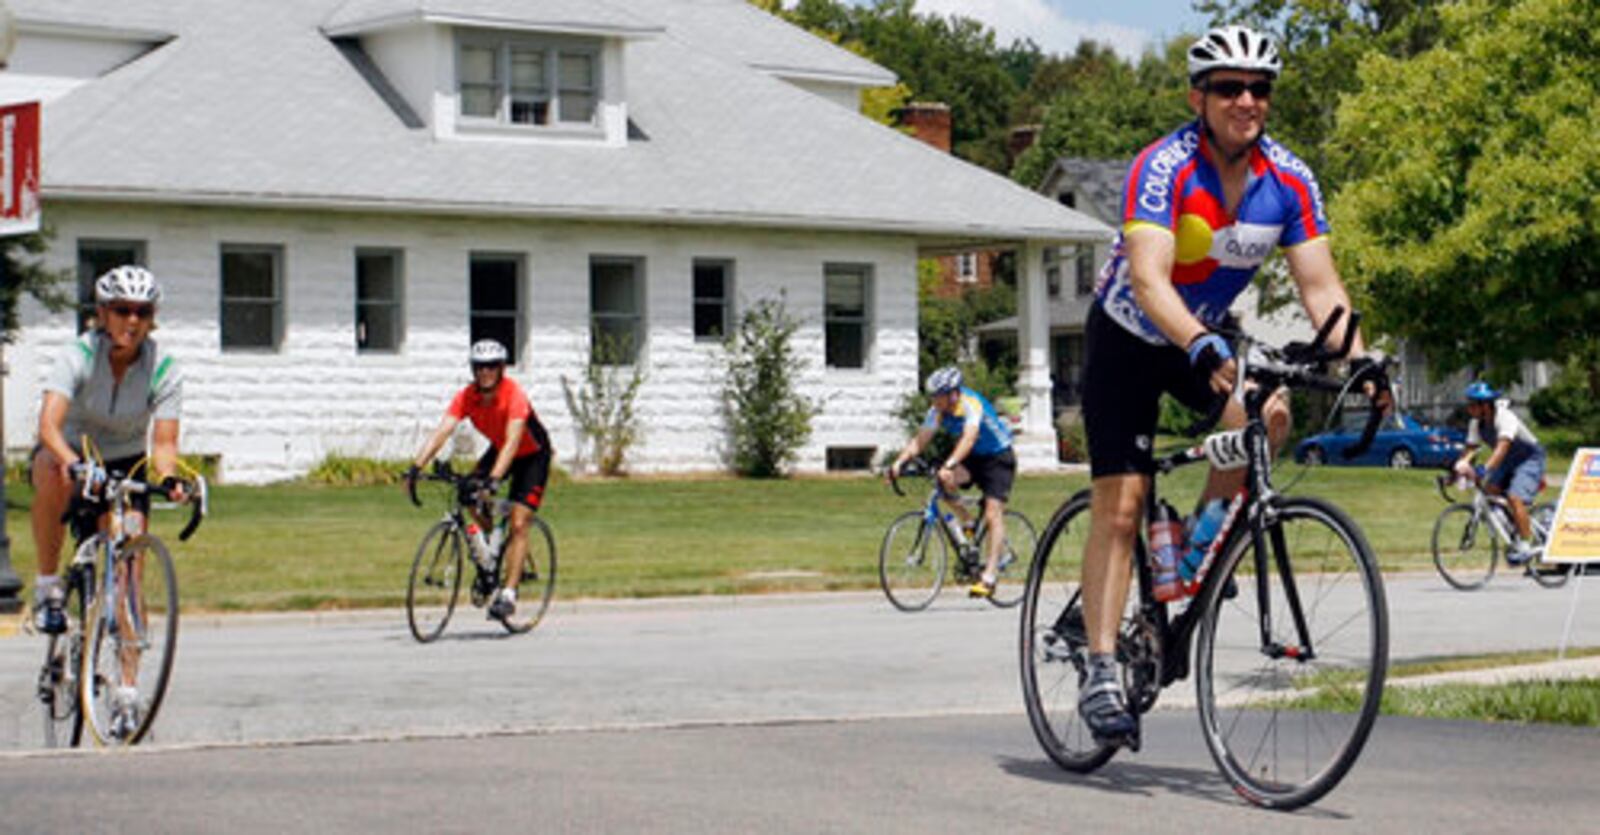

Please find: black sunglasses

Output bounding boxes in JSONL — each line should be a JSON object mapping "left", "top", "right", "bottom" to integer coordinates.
{"left": 107, "top": 304, "right": 155, "bottom": 319}
{"left": 1205, "top": 79, "right": 1273, "bottom": 101}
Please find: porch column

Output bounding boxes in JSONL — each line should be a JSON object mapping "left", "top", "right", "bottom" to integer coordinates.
{"left": 1014, "top": 240, "right": 1054, "bottom": 468}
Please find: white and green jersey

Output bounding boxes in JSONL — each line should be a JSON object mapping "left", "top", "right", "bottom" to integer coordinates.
{"left": 43, "top": 332, "right": 183, "bottom": 460}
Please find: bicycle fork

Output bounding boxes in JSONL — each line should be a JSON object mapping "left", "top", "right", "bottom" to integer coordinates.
{"left": 1253, "top": 514, "right": 1316, "bottom": 662}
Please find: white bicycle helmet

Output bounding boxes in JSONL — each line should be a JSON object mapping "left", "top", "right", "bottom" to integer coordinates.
{"left": 925, "top": 366, "right": 963, "bottom": 396}
{"left": 94, "top": 265, "right": 162, "bottom": 305}
{"left": 1187, "top": 25, "right": 1282, "bottom": 84}
{"left": 469, "top": 339, "right": 509, "bottom": 366}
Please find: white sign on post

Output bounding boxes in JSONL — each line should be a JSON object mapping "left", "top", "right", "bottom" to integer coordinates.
{"left": 0, "top": 99, "right": 39, "bottom": 237}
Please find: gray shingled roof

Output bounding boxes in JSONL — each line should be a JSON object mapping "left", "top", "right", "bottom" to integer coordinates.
{"left": 20, "top": 0, "right": 1105, "bottom": 244}
{"left": 322, "top": 0, "right": 663, "bottom": 38}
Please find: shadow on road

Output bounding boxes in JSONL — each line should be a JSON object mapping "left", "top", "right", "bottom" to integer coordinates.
{"left": 995, "top": 754, "right": 1351, "bottom": 819}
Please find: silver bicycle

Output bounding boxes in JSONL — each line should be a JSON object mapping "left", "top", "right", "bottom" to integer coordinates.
{"left": 1431, "top": 471, "right": 1569, "bottom": 590}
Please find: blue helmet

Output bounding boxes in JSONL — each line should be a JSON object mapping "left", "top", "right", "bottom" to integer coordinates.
{"left": 925, "top": 366, "right": 962, "bottom": 395}
{"left": 1464, "top": 381, "right": 1498, "bottom": 402}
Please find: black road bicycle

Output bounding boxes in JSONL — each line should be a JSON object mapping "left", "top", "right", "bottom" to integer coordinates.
{"left": 1020, "top": 309, "right": 1390, "bottom": 810}
{"left": 37, "top": 459, "right": 206, "bottom": 748}
{"left": 405, "top": 461, "right": 556, "bottom": 641}
{"left": 880, "top": 460, "right": 1037, "bottom": 610}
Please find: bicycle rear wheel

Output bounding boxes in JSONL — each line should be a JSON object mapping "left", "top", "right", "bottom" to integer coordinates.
{"left": 1431, "top": 504, "right": 1497, "bottom": 590}
{"left": 1019, "top": 491, "right": 1116, "bottom": 773}
{"left": 407, "top": 521, "right": 464, "bottom": 643}
{"left": 878, "top": 511, "right": 946, "bottom": 612}
{"left": 82, "top": 534, "right": 179, "bottom": 747}
{"left": 499, "top": 517, "right": 557, "bottom": 635}
{"left": 1194, "top": 496, "right": 1387, "bottom": 810}
{"left": 1526, "top": 502, "right": 1572, "bottom": 588}
{"left": 39, "top": 556, "right": 89, "bottom": 748}
{"left": 978, "top": 509, "right": 1037, "bottom": 609}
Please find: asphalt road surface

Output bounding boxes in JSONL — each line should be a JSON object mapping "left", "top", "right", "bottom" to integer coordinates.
{"left": 1, "top": 574, "right": 1597, "bottom": 831}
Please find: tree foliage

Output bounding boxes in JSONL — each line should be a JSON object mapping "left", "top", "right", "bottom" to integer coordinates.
{"left": 721, "top": 298, "right": 822, "bottom": 478}
{"left": 1328, "top": 0, "right": 1600, "bottom": 391}
{"left": 1, "top": 228, "right": 71, "bottom": 342}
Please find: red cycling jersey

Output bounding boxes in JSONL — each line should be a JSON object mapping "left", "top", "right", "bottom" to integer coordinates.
{"left": 446, "top": 377, "right": 547, "bottom": 457}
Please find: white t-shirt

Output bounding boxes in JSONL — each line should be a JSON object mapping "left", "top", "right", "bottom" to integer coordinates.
{"left": 1466, "top": 399, "right": 1539, "bottom": 451}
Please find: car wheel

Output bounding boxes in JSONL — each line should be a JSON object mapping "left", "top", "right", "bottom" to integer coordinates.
{"left": 1389, "top": 448, "right": 1414, "bottom": 469}
{"left": 1303, "top": 447, "right": 1324, "bottom": 466}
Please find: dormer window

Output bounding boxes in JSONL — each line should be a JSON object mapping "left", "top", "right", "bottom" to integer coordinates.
{"left": 457, "top": 32, "right": 599, "bottom": 129}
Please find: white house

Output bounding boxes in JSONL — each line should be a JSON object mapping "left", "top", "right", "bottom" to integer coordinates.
{"left": 0, "top": 0, "right": 1104, "bottom": 483}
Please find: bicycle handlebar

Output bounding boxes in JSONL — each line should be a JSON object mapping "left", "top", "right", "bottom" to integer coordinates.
{"left": 64, "top": 463, "right": 207, "bottom": 541}
{"left": 406, "top": 460, "right": 495, "bottom": 513}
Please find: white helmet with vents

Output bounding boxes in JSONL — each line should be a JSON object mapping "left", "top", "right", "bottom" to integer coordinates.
{"left": 469, "top": 339, "right": 509, "bottom": 366}
{"left": 925, "top": 366, "right": 963, "bottom": 396}
{"left": 1188, "top": 25, "right": 1282, "bottom": 83}
{"left": 94, "top": 265, "right": 162, "bottom": 305}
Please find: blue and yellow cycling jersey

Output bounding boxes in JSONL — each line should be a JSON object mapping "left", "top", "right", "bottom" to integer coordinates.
{"left": 923, "top": 387, "right": 1012, "bottom": 456}
{"left": 1095, "top": 119, "right": 1329, "bottom": 345}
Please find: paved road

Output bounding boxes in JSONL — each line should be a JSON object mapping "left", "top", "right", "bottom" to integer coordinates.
{"left": 1, "top": 712, "right": 1596, "bottom": 833}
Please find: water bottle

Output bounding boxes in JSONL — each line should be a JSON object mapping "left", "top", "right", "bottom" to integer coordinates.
{"left": 1180, "top": 499, "right": 1228, "bottom": 585}
{"left": 466, "top": 523, "right": 493, "bottom": 569}
{"left": 944, "top": 512, "right": 968, "bottom": 544}
{"left": 1147, "top": 500, "right": 1185, "bottom": 603}
{"left": 487, "top": 524, "right": 505, "bottom": 562}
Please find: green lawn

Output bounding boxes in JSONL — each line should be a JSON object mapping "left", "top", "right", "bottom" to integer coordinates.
{"left": 0, "top": 458, "right": 1553, "bottom": 612}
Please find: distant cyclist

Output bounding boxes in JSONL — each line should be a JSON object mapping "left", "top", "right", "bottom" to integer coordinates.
{"left": 30, "top": 265, "right": 186, "bottom": 733}
{"left": 406, "top": 340, "right": 553, "bottom": 621}
{"left": 889, "top": 366, "right": 1016, "bottom": 599}
{"left": 1455, "top": 381, "right": 1546, "bottom": 564}
{"left": 1073, "top": 25, "right": 1389, "bottom": 745}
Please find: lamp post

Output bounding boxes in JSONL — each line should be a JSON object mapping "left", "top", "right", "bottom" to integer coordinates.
{"left": 0, "top": 0, "right": 24, "bottom": 615}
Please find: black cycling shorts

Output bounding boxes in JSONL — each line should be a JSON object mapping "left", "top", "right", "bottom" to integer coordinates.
{"left": 475, "top": 446, "right": 552, "bottom": 510}
{"left": 32, "top": 446, "right": 150, "bottom": 539}
{"left": 1082, "top": 304, "right": 1219, "bottom": 478}
{"left": 957, "top": 449, "right": 1017, "bottom": 505}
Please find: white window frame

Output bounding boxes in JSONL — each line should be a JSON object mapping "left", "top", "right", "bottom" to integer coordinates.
{"left": 824, "top": 263, "right": 873, "bottom": 371}
{"left": 456, "top": 30, "right": 601, "bottom": 133}
{"left": 355, "top": 248, "right": 405, "bottom": 354}
{"left": 469, "top": 252, "right": 525, "bottom": 362}
{"left": 955, "top": 252, "right": 977, "bottom": 283}
{"left": 692, "top": 258, "right": 734, "bottom": 343}
{"left": 220, "top": 243, "right": 284, "bottom": 352}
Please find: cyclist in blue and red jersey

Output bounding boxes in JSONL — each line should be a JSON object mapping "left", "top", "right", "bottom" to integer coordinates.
{"left": 407, "top": 340, "right": 553, "bottom": 621}
{"left": 889, "top": 367, "right": 1016, "bottom": 599}
{"left": 1074, "top": 25, "right": 1391, "bottom": 745}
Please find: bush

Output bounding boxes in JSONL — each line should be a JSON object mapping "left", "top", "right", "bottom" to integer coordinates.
{"left": 306, "top": 454, "right": 413, "bottom": 486}
{"left": 561, "top": 335, "right": 646, "bottom": 477}
{"left": 1055, "top": 412, "right": 1087, "bottom": 463}
{"left": 722, "top": 298, "right": 821, "bottom": 478}
{"left": 1529, "top": 364, "right": 1596, "bottom": 427}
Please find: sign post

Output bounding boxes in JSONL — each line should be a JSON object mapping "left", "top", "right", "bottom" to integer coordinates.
{"left": 0, "top": 3, "right": 33, "bottom": 616}
{"left": 1543, "top": 448, "right": 1600, "bottom": 657}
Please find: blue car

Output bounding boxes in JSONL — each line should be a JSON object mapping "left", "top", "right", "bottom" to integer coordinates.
{"left": 1294, "top": 412, "right": 1464, "bottom": 469}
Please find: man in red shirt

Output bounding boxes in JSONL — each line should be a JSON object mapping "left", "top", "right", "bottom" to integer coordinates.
{"left": 407, "top": 340, "right": 553, "bottom": 620}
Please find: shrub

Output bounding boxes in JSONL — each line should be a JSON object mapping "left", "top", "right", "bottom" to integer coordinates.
{"left": 306, "top": 454, "right": 412, "bottom": 486}
{"left": 722, "top": 298, "right": 821, "bottom": 478}
{"left": 561, "top": 335, "right": 645, "bottom": 477}
{"left": 1055, "top": 411, "right": 1087, "bottom": 463}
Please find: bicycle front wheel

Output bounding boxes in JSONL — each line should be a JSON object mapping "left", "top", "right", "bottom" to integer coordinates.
{"left": 82, "top": 534, "right": 179, "bottom": 747}
{"left": 408, "top": 521, "right": 464, "bottom": 643}
{"left": 1019, "top": 491, "right": 1116, "bottom": 773}
{"left": 500, "top": 517, "right": 557, "bottom": 635}
{"left": 978, "top": 510, "right": 1037, "bottom": 608}
{"left": 1194, "top": 496, "right": 1388, "bottom": 810}
{"left": 1526, "top": 502, "right": 1572, "bottom": 589}
{"left": 1431, "top": 504, "right": 1497, "bottom": 590}
{"left": 878, "top": 512, "right": 946, "bottom": 612}
{"left": 39, "top": 556, "right": 90, "bottom": 748}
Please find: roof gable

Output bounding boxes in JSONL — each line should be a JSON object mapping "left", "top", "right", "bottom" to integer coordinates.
{"left": 322, "top": 0, "right": 663, "bottom": 39}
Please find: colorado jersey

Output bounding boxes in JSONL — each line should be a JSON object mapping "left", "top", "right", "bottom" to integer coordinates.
{"left": 1095, "top": 120, "right": 1329, "bottom": 345}
{"left": 923, "top": 387, "right": 1013, "bottom": 456}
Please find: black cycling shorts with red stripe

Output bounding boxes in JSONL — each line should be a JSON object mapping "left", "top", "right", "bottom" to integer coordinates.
{"left": 475, "top": 447, "right": 552, "bottom": 510}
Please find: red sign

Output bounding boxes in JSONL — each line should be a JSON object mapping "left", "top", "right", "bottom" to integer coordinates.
{"left": 0, "top": 100, "right": 39, "bottom": 236}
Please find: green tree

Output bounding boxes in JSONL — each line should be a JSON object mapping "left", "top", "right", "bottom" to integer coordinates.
{"left": 722, "top": 298, "right": 822, "bottom": 478}
{"left": 1329, "top": 0, "right": 1600, "bottom": 394}
{"left": 1010, "top": 39, "right": 1191, "bottom": 187}
{"left": 1, "top": 229, "right": 71, "bottom": 342}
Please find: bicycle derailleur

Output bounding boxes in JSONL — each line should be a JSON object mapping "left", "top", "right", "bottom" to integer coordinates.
{"left": 1118, "top": 611, "right": 1164, "bottom": 715}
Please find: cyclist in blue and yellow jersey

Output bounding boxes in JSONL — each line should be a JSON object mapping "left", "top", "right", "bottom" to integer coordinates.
{"left": 889, "top": 366, "right": 1016, "bottom": 599}
{"left": 30, "top": 266, "right": 187, "bottom": 733}
{"left": 1455, "top": 382, "right": 1546, "bottom": 564}
{"left": 1074, "top": 25, "right": 1390, "bottom": 745}
{"left": 406, "top": 339, "right": 554, "bottom": 622}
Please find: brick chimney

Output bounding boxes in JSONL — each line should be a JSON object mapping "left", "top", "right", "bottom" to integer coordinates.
{"left": 897, "top": 102, "right": 952, "bottom": 153}
{"left": 1008, "top": 124, "right": 1041, "bottom": 162}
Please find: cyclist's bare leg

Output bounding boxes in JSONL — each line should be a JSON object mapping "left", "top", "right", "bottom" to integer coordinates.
{"left": 936, "top": 464, "right": 975, "bottom": 530}
{"left": 499, "top": 501, "right": 534, "bottom": 589}
{"left": 1506, "top": 494, "right": 1533, "bottom": 541}
{"left": 980, "top": 496, "right": 1006, "bottom": 578}
{"left": 29, "top": 447, "right": 73, "bottom": 578}
{"left": 1082, "top": 473, "right": 1147, "bottom": 654}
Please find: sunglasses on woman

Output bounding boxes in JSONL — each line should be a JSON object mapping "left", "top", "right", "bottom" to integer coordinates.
{"left": 108, "top": 304, "right": 155, "bottom": 319}
{"left": 1205, "top": 79, "right": 1273, "bottom": 100}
